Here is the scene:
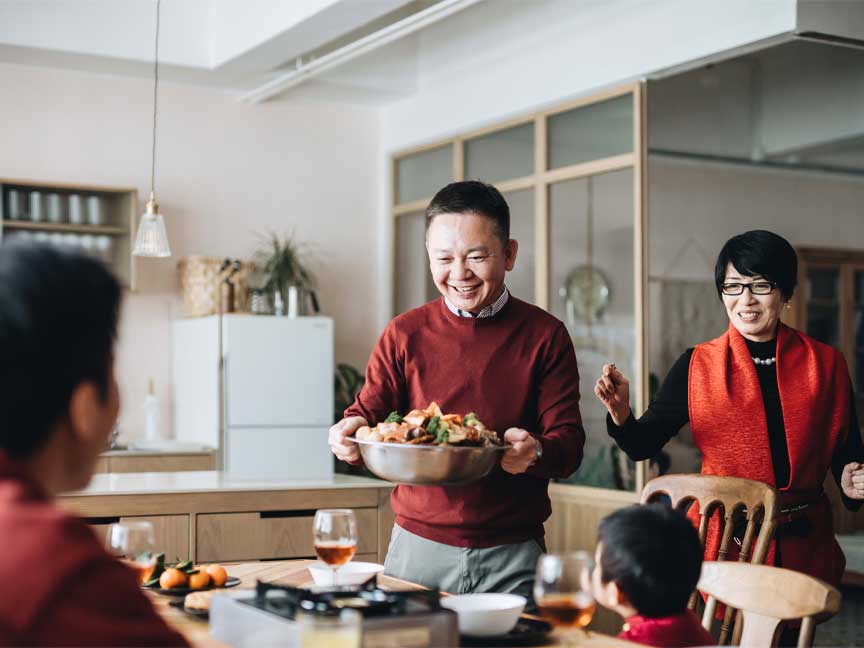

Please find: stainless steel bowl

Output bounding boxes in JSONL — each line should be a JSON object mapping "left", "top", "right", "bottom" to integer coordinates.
{"left": 351, "top": 437, "right": 511, "bottom": 486}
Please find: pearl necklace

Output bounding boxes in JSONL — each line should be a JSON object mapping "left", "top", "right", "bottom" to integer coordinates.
{"left": 752, "top": 356, "right": 776, "bottom": 366}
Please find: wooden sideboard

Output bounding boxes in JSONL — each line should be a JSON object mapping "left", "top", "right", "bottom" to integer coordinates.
{"left": 94, "top": 452, "right": 216, "bottom": 474}
{"left": 59, "top": 474, "right": 394, "bottom": 565}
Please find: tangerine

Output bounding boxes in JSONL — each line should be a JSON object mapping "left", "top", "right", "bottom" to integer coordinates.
{"left": 206, "top": 564, "right": 228, "bottom": 587}
{"left": 188, "top": 571, "right": 211, "bottom": 590}
{"left": 159, "top": 568, "right": 188, "bottom": 589}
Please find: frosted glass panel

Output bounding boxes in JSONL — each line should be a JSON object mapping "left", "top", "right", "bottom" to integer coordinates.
{"left": 396, "top": 145, "right": 453, "bottom": 204}
{"left": 548, "top": 95, "right": 633, "bottom": 169}
{"left": 549, "top": 169, "right": 635, "bottom": 489}
{"left": 394, "top": 212, "right": 437, "bottom": 314}
{"left": 806, "top": 269, "right": 840, "bottom": 348}
{"left": 502, "top": 189, "right": 534, "bottom": 303}
{"left": 465, "top": 122, "right": 534, "bottom": 183}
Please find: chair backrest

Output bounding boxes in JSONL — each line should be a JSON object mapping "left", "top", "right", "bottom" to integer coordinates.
{"left": 698, "top": 562, "right": 841, "bottom": 648}
{"left": 641, "top": 474, "right": 779, "bottom": 563}
{"left": 641, "top": 474, "right": 780, "bottom": 643}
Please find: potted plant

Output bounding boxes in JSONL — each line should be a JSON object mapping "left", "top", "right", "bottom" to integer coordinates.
{"left": 254, "top": 231, "right": 315, "bottom": 314}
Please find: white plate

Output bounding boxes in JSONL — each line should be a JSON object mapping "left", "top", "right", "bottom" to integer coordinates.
{"left": 440, "top": 593, "right": 526, "bottom": 636}
{"left": 307, "top": 561, "right": 386, "bottom": 586}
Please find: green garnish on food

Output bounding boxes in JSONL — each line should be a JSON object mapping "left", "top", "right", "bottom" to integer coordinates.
{"left": 426, "top": 416, "right": 440, "bottom": 435}
{"left": 463, "top": 412, "right": 479, "bottom": 426}
{"left": 436, "top": 427, "right": 449, "bottom": 443}
{"left": 385, "top": 411, "right": 403, "bottom": 423}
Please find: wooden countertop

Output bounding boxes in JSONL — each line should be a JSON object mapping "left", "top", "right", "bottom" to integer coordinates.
{"left": 101, "top": 449, "right": 214, "bottom": 457}
{"left": 153, "top": 559, "right": 643, "bottom": 647}
{"left": 62, "top": 471, "right": 391, "bottom": 498}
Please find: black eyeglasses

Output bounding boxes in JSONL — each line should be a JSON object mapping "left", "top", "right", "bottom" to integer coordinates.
{"left": 721, "top": 281, "right": 776, "bottom": 296}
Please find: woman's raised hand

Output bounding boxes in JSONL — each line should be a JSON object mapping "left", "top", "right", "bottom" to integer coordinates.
{"left": 594, "top": 363, "right": 632, "bottom": 427}
{"left": 841, "top": 462, "right": 864, "bottom": 500}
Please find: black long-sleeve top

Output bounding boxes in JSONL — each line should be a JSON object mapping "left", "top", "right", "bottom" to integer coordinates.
{"left": 608, "top": 337, "right": 864, "bottom": 511}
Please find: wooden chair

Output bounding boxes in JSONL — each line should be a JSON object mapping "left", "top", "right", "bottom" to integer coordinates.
{"left": 641, "top": 474, "right": 779, "bottom": 643}
{"left": 698, "top": 562, "right": 841, "bottom": 647}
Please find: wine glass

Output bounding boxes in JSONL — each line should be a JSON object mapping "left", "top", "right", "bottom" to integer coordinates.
{"left": 106, "top": 520, "right": 157, "bottom": 584}
{"left": 313, "top": 509, "right": 358, "bottom": 586}
{"left": 534, "top": 552, "right": 596, "bottom": 641}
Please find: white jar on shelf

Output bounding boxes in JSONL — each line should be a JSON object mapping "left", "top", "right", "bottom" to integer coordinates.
{"left": 79, "top": 234, "right": 95, "bottom": 257}
{"left": 29, "top": 191, "right": 43, "bottom": 222}
{"left": 86, "top": 195, "right": 105, "bottom": 226}
{"left": 95, "top": 235, "right": 112, "bottom": 263}
{"left": 7, "top": 189, "right": 23, "bottom": 220}
{"left": 68, "top": 194, "right": 84, "bottom": 224}
{"left": 46, "top": 193, "right": 65, "bottom": 223}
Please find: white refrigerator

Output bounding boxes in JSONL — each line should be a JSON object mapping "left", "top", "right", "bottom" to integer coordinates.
{"left": 173, "top": 314, "right": 334, "bottom": 479}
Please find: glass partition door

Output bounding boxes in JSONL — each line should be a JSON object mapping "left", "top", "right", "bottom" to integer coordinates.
{"left": 391, "top": 83, "right": 648, "bottom": 491}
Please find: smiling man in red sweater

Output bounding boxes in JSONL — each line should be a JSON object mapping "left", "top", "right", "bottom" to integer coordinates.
{"left": 329, "top": 181, "right": 584, "bottom": 601}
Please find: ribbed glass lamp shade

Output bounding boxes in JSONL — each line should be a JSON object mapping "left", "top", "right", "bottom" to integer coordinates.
{"left": 132, "top": 194, "right": 171, "bottom": 258}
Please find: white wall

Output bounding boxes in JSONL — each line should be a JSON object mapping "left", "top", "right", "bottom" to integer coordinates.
{"left": 648, "top": 155, "right": 864, "bottom": 375}
{"left": 376, "top": 0, "right": 798, "bottom": 327}
{"left": 0, "top": 62, "right": 380, "bottom": 441}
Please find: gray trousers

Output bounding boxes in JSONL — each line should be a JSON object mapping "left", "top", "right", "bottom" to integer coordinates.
{"left": 383, "top": 524, "right": 545, "bottom": 607}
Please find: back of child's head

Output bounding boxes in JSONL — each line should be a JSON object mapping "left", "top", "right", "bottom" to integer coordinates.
{"left": 597, "top": 503, "right": 703, "bottom": 618}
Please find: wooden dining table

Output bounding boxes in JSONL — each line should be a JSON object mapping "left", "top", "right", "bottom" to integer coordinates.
{"left": 151, "top": 559, "right": 643, "bottom": 647}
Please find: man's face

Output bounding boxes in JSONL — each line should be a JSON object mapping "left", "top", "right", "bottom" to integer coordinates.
{"left": 426, "top": 212, "right": 517, "bottom": 313}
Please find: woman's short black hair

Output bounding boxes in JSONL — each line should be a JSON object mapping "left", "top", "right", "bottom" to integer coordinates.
{"left": 0, "top": 241, "right": 121, "bottom": 459}
{"left": 714, "top": 230, "right": 798, "bottom": 299}
{"left": 598, "top": 504, "right": 703, "bottom": 618}
{"left": 425, "top": 181, "right": 510, "bottom": 245}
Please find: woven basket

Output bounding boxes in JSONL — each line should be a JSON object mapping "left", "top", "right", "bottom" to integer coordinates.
{"left": 178, "top": 256, "right": 255, "bottom": 317}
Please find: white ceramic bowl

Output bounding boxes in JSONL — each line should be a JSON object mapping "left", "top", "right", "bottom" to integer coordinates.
{"left": 440, "top": 593, "right": 526, "bottom": 636}
{"left": 308, "top": 561, "right": 386, "bottom": 586}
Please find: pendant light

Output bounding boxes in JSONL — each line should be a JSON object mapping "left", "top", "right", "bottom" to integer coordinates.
{"left": 133, "top": 0, "right": 171, "bottom": 258}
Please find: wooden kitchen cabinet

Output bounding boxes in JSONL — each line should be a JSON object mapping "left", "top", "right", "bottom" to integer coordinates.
{"left": 60, "top": 477, "right": 391, "bottom": 563}
{"left": 108, "top": 454, "right": 215, "bottom": 473}
{"left": 88, "top": 514, "right": 190, "bottom": 560}
{"left": 197, "top": 508, "right": 378, "bottom": 562}
{"left": 93, "top": 457, "right": 110, "bottom": 474}
{"left": 94, "top": 452, "right": 216, "bottom": 474}
{"left": 378, "top": 488, "right": 395, "bottom": 559}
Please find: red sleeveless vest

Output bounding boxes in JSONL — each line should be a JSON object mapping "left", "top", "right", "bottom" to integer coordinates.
{"left": 688, "top": 323, "right": 850, "bottom": 585}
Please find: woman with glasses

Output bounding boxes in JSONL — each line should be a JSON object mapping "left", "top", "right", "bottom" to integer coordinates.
{"left": 594, "top": 229, "right": 863, "bottom": 589}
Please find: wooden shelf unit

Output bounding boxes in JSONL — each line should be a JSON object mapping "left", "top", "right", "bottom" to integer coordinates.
{"left": 0, "top": 178, "right": 137, "bottom": 289}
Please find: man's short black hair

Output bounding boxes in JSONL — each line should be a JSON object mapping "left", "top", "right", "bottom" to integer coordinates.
{"left": 425, "top": 181, "right": 510, "bottom": 244}
{"left": 0, "top": 241, "right": 121, "bottom": 459}
{"left": 598, "top": 504, "right": 703, "bottom": 618}
{"left": 714, "top": 230, "right": 798, "bottom": 300}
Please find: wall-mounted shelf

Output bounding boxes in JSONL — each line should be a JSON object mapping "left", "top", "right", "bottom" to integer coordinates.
{"left": 0, "top": 179, "right": 137, "bottom": 289}
{"left": 3, "top": 221, "right": 129, "bottom": 236}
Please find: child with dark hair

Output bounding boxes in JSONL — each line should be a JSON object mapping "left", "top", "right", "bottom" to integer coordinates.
{"left": 592, "top": 504, "right": 713, "bottom": 648}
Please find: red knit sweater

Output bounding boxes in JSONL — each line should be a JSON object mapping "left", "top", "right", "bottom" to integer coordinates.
{"left": 0, "top": 453, "right": 188, "bottom": 646}
{"left": 619, "top": 611, "right": 714, "bottom": 647}
{"left": 345, "top": 297, "right": 584, "bottom": 547}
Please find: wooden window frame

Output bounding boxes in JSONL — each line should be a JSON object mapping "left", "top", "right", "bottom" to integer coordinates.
{"left": 389, "top": 81, "right": 649, "bottom": 494}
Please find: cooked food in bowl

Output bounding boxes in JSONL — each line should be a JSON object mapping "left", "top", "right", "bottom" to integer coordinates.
{"left": 355, "top": 402, "right": 502, "bottom": 447}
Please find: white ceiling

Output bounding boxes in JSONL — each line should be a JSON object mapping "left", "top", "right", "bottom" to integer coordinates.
{"left": 0, "top": 0, "right": 431, "bottom": 99}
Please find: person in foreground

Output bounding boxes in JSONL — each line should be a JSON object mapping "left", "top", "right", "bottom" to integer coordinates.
{"left": 592, "top": 504, "right": 714, "bottom": 648}
{"left": 329, "top": 181, "right": 585, "bottom": 601}
{"left": 595, "top": 230, "right": 864, "bottom": 587}
{"left": 0, "top": 242, "right": 187, "bottom": 646}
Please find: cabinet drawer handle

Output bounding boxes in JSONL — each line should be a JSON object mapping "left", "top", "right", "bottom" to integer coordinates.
{"left": 259, "top": 509, "right": 318, "bottom": 519}
{"left": 85, "top": 516, "right": 121, "bottom": 525}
